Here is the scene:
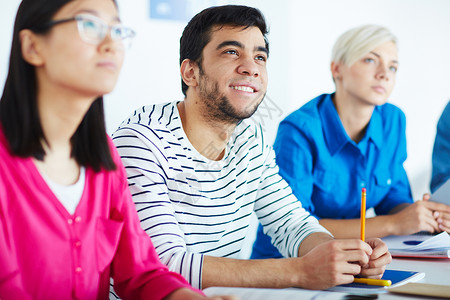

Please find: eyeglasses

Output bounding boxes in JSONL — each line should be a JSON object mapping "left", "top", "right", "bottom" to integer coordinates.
{"left": 41, "top": 14, "right": 136, "bottom": 49}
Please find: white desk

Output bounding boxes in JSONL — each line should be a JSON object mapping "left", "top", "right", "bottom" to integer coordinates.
{"left": 204, "top": 257, "right": 450, "bottom": 299}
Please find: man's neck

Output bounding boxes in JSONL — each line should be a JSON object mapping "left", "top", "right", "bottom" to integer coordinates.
{"left": 177, "top": 100, "right": 237, "bottom": 161}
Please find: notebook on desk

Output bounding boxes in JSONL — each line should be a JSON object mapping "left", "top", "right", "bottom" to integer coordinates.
{"left": 328, "top": 269, "right": 425, "bottom": 294}
{"left": 382, "top": 232, "right": 450, "bottom": 259}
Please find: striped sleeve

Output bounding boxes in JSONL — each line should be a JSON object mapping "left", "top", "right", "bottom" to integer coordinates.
{"left": 112, "top": 122, "right": 204, "bottom": 289}
{"left": 253, "top": 125, "right": 331, "bottom": 258}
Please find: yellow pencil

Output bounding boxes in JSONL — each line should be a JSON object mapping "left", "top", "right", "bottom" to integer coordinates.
{"left": 356, "top": 189, "right": 391, "bottom": 288}
{"left": 353, "top": 278, "right": 392, "bottom": 286}
{"left": 360, "top": 187, "right": 366, "bottom": 242}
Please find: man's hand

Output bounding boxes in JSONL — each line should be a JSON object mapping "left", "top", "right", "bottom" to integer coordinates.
{"left": 293, "top": 239, "right": 372, "bottom": 290}
{"left": 360, "top": 238, "right": 391, "bottom": 278}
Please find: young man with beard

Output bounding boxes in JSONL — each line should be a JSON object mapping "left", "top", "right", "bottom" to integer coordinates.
{"left": 112, "top": 5, "right": 391, "bottom": 291}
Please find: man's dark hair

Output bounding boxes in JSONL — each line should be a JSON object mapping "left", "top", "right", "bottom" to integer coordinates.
{"left": 0, "top": 0, "right": 118, "bottom": 171}
{"left": 179, "top": 5, "right": 269, "bottom": 96}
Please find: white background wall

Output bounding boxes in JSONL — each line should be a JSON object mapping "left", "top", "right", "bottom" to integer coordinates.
{"left": 1, "top": 0, "right": 449, "bottom": 256}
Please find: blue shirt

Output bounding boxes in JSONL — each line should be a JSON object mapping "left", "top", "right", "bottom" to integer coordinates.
{"left": 252, "top": 93, "right": 413, "bottom": 259}
{"left": 431, "top": 101, "right": 450, "bottom": 193}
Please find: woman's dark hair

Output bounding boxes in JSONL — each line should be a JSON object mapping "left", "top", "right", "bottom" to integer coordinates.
{"left": 0, "top": 0, "right": 118, "bottom": 172}
{"left": 179, "top": 5, "right": 269, "bottom": 96}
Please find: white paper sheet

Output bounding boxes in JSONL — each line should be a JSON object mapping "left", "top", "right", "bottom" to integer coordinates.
{"left": 383, "top": 232, "right": 450, "bottom": 251}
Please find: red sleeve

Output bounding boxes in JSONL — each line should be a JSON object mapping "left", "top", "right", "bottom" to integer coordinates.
{"left": 0, "top": 194, "right": 33, "bottom": 300}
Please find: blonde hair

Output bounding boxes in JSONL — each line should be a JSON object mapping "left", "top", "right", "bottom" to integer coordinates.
{"left": 331, "top": 24, "right": 397, "bottom": 67}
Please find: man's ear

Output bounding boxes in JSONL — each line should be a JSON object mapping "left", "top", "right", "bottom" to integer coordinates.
{"left": 19, "top": 29, "right": 45, "bottom": 66}
{"left": 330, "top": 61, "right": 342, "bottom": 81}
{"left": 180, "top": 59, "right": 199, "bottom": 89}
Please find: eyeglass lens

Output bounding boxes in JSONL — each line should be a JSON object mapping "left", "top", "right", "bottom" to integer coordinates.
{"left": 75, "top": 15, "right": 135, "bottom": 48}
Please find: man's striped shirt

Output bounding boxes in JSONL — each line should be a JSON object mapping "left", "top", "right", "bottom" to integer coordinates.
{"left": 112, "top": 101, "right": 330, "bottom": 289}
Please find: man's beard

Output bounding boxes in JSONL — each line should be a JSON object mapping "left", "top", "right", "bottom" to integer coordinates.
{"left": 198, "top": 68, "right": 264, "bottom": 125}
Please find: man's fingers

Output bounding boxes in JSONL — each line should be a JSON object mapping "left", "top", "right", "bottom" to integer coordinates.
{"left": 334, "top": 239, "right": 372, "bottom": 254}
{"left": 367, "top": 241, "right": 388, "bottom": 260}
{"left": 341, "top": 261, "right": 363, "bottom": 276}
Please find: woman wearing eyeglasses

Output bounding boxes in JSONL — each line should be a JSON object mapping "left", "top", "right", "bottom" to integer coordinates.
{"left": 0, "top": 0, "right": 224, "bottom": 299}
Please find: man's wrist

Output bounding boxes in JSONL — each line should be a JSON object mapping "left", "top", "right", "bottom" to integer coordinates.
{"left": 297, "top": 232, "right": 333, "bottom": 257}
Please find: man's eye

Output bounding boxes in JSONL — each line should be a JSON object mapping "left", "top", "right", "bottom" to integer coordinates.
{"left": 256, "top": 55, "right": 266, "bottom": 62}
{"left": 225, "top": 50, "right": 238, "bottom": 55}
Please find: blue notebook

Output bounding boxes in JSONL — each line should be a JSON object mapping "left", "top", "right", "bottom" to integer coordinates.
{"left": 328, "top": 269, "right": 425, "bottom": 293}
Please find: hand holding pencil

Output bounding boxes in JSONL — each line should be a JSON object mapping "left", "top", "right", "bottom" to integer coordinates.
{"left": 355, "top": 187, "right": 393, "bottom": 286}
{"left": 296, "top": 188, "right": 392, "bottom": 289}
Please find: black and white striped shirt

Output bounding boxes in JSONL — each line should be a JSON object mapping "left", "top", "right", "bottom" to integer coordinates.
{"left": 112, "top": 101, "right": 330, "bottom": 289}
